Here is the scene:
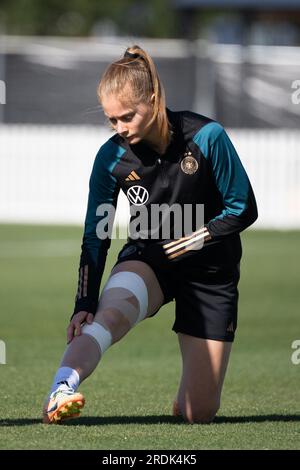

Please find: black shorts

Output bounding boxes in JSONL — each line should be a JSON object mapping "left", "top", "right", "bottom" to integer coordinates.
{"left": 114, "top": 240, "right": 241, "bottom": 342}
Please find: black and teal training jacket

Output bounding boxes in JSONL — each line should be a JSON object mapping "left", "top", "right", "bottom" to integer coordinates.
{"left": 73, "top": 109, "right": 258, "bottom": 315}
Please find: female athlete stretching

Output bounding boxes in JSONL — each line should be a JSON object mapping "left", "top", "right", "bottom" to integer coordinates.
{"left": 43, "top": 45, "right": 257, "bottom": 424}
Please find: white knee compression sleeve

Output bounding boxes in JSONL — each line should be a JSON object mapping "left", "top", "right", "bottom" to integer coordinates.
{"left": 82, "top": 272, "right": 149, "bottom": 355}
{"left": 81, "top": 322, "right": 112, "bottom": 354}
{"left": 102, "top": 272, "right": 148, "bottom": 324}
{"left": 98, "top": 295, "right": 139, "bottom": 326}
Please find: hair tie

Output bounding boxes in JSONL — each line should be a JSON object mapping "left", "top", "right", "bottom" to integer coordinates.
{"left": 124, "top": 50, "right": 140, "bottom": 60}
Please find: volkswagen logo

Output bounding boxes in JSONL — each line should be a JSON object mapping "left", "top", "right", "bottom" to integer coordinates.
{"left": 126, "top": 185, "right": 149, "bottom": 206}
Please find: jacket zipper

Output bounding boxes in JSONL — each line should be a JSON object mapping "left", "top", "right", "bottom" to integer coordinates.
{"left": 157, "top": 158, "right": 168, "bottom": 188}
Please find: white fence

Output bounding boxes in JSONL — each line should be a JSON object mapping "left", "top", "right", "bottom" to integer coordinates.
{"left": 0, "top": 125, "right": 300, "bottom": 228}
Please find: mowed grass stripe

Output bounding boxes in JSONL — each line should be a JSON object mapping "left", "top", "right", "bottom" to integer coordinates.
{"left": 0, "top": 239, "right": 80, "bottom": 257}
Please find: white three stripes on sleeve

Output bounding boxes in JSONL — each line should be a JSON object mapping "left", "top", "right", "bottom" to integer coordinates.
{"left": 163, "top": 227, "right": 211, "bottom": 260}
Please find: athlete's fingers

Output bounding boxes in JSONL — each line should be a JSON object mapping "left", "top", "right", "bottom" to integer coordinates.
{"left": 86, "top": 313, "right": 94, "bottom": 324}
{"left": 67, "top": 311, "right": 89, "bottom": 343}
{"left": 74, "top": 318, "right": 85, "bottom": 337}
{"left": 67, "top": 322, "right": 76, "bottom": 344}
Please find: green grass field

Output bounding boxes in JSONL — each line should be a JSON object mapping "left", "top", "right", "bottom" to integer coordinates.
{"left": 0, "top": 225, "right": 299, "bottom": 450}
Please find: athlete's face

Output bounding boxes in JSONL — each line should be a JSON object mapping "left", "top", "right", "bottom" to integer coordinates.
{"left": 102, "top": 93, "right": 154, "bottom": 145}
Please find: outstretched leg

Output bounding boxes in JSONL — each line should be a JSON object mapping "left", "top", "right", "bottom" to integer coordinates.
{"left": 174, "top": 334, "right": 232, "bottom": 424}
{"left": 43, "top": 260, "right": 164, "bottom": 423}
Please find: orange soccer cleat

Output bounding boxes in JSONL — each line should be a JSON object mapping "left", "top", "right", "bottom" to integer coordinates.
{"left": 43, "top": 387, "right": 85, "bottom": 424}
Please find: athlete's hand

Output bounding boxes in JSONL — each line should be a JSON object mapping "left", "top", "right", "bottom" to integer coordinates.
{"left": 67, "top": 311, "right": 94, "bottom": 344}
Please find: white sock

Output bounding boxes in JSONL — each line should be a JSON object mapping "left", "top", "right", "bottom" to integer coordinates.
{"left": 49, "top": 366, "right": 80, "bottom": 396}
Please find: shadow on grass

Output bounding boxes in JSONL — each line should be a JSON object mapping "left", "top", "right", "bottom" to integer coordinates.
{"left": 0, "top": 414, "right": 300, "bottom": 427}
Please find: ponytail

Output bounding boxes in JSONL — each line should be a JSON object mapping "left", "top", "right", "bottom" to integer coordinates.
{"left": 98, "top": 45, "right": 171, "bottom": 151}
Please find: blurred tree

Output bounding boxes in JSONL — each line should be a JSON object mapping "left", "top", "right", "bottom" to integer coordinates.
{"left": 0, "top": 0, "right": 178, "bottom": 37}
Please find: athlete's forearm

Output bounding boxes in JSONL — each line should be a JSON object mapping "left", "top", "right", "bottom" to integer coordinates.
{"left": 162, "top": 225, "right": 212, "bottom": 260}
{"left": 73, "top": 241, "right": 110, "bottom": 317}
{"left": 206, "top": 184, "right": 258, "bottom": 239}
